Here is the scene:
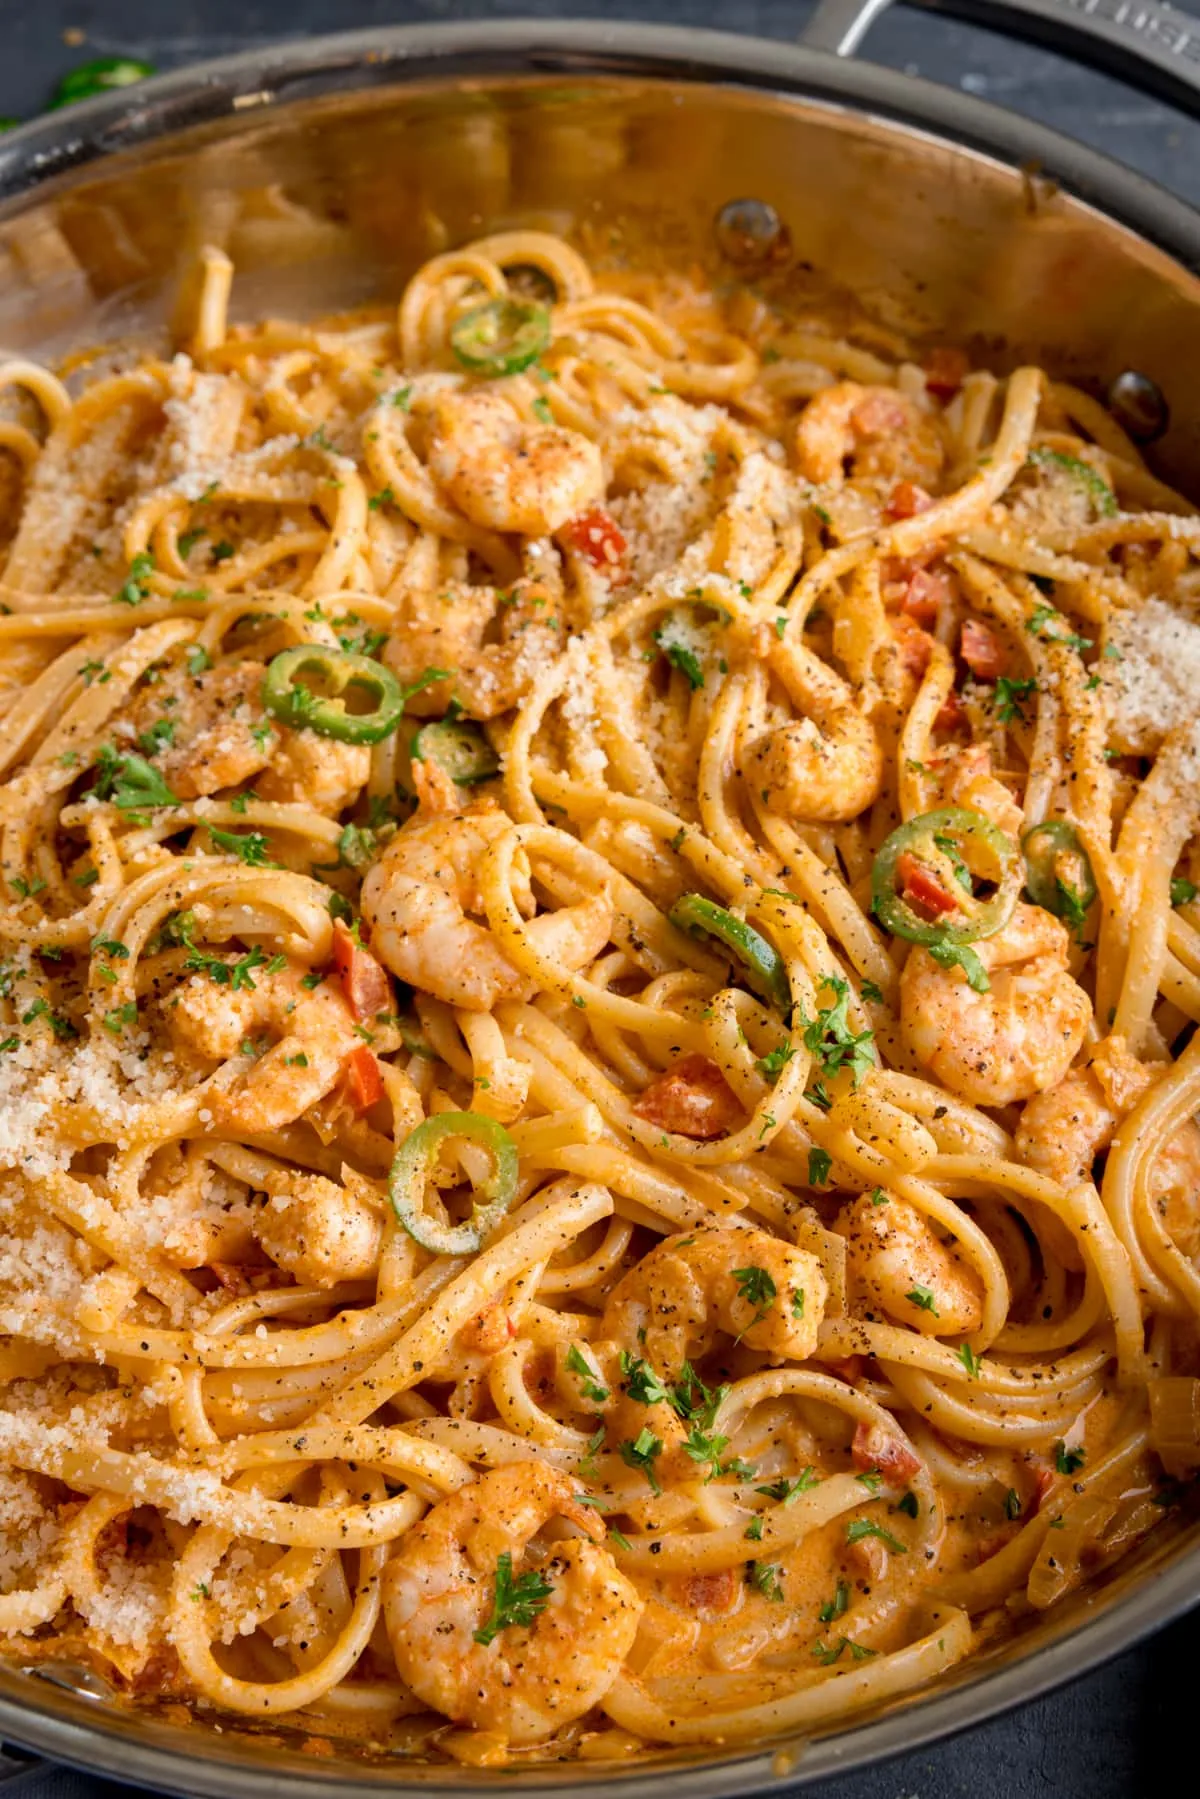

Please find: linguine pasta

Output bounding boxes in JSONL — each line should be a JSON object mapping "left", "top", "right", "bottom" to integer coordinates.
{"left": 0, "top": 227, "right": 1197, "bottom": 1762}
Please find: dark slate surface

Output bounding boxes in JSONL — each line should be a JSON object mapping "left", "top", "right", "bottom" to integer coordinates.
{"left": 0, "top": 2, "right": 1197, "bottom": 1795}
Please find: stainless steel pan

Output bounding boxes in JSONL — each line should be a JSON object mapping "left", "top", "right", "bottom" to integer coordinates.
{"left": 0, "top": 2, "right": 1198, "bottom": 1790}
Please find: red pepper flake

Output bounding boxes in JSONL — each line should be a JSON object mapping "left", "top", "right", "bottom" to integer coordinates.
{"left": 960, "top": 617, "right": 1007, "bottom": 680}
{"left": 343, "top": 1044, "right": 384, "bottom": 1112}
{"left": 896, "top": 851, "right": 959, "bottom": 919}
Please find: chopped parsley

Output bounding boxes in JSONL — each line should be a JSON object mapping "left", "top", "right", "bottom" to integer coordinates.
{"left": 115, "top": 551, "right": 155, "bottom": 605}
{"left": 926, "top": 934, "right": 990, "bottom": 993}
{"left": 906, "top": 1284, "right": 939, "bottom": 1316}
{"left": 993, "top": 675, "right": 1037, "bottom": 725}
{"left": 93, "top": 745, "right": 178, "bottom": 816}
{"left": 472, "top": 1551, "right": 554, "bottom": 1647}
{"left": 733, "top": 1264, "right": 777, "bottom": 1323}
{"left": 797, "top": 975, "right": 878, "bottom": 1087}
{"left": 208, "top": 827, "right": 273, "bottom": 866}
{"left": 619, "top": 1427, "right": 664, "bottom": 1496}
{"left": 1054, "top": 1441, "right": 1086, "bottom": 1476}
{"left": 818, "top": 1580, "right": 849, "bottom": 1625}
{"left": 565, "top": 1344, "right": 610, "bottom": 1406}
{"left": 808, "top": 1147, "right": 833, "bottom": 1186}
{"left": 1171, "top": 878, "right": 1198, "bottom": 909}
{"left": 747, "top": 1560, "right": 784, "bottom": 1601}
{"left": 956, "top": 1342, "right": 982, "bottom": 1379}
{"left": 845, "top": 1518, "right": 907, "bottom": 1553}
{"left": 756, "top": 1469, "right": 820, "bottom": 1504}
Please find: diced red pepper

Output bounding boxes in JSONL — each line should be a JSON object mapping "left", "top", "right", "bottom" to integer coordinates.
{"left": 923, "top": 346, "right": 969, "bottom": 400}
{"left": 208, "top": 1262, "right": 253, "bottom": 1296}
{"left": 960, "top": 617, "right": 1007, "bottom": 680}
{"left": 851, "top": 1420, "right": 921, "bottom": 1485}
{"left": 886, "top": 480, "right": 934, "bottom": 519}
{"left": 331, "top": 923, "right": 391, "bottom": 1023}
{"left": 560, "top": 507, "right": 629, "bottom": 582}
{"left": 343, "top": 1044, "right": 384, "bottom": 1112}
{"left": 934, "top": 687, "right": 968, "bottom": 733}
{"left": 896, "top": 851, "right": 959, "bottom": 919}
{"left": 632, "top": 1051, "right": 743, "bottom": 1140}
{"left": 892, "top": 617, "right": 933, "bottom": 680}
{"left": 901, "top": 567, "right": 952, "bottom": 626}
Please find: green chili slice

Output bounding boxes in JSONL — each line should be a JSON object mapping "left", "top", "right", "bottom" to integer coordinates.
{"left": 412, "top": 718, "right": 500, "bottom": 785}
{"left": 450, "top": 299, "right": 551, "bottom": 378}
{"left": 1026, "top": 447, "right": 1118, "bottom": 519}
{"left": 1022, "top": 820, "right": 1097, "bottom": 929}
{"left": 669, "top": 892, "right": 790, "bottom": 1012}
{"left": 51, "top": 57, "right": 156, "bottom": 108}
{"left": 872, "top": 807, "right": 1020, "bottom": 947}
{"left": 389, "top": 1112, "right": 519, "bottom": 1256}
{"left": 262, "top": 646, "right": 421, "bottom": 745}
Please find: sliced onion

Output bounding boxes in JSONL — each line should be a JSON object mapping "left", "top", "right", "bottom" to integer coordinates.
{"left": 1026, "top": 1494, "right": 1118, "bottom": 1610}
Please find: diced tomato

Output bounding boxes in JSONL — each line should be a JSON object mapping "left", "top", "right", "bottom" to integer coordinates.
{"left": 934, "top": 686, "right": 968, "bottom": 733}
{"left": 960, "top": 617, "right": 1006, "bottom": 680}
{"left": 891, "top": 617, "right": 933, "bottom": 681}
{"left": 851, "top": 1420, "right": 921, "bottom": 1485}
{"left": 901, "top": 567, "right": 952, "bottom": 626}
{"left": 923, "top": 346, "right": 969, "bottom": 400}
{"left": 896, "top": 851, "right": 959, "bottom": 919}
{"left": 632, "top": 1052, "right": 743, "bottom": 1140}
{"left": 847, "top": 1531, "right": 889, "bottom": 1581}
{"left": 331, "top": 922, "right": 391, "bottom": 1022}
{"left": 886, "top": 480, "right": 934, "bottom": 520}
{"left": 342, "top": 1044, "right": 384, "bottom": 1112}
{"left": 851, "top": 393, "right": 908, "bottom": 438}
{"left": 672, "top": 1569, "right": 740, "bottom": 1615}
{"left": 560, "top": 508, "right": 629, "bottom": 582}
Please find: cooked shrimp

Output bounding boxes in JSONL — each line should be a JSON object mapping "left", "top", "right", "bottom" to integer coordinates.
{"left": 165, "top": 958, "right": 361, "bottom": 1133}
{"left": 832, "top": 1191, "right": 984, "bottom": 1336}
{"left": 253, "top": 1168, "right": 384, "bottom": 1286}
{"left": 793, "top": 383, "right": 944, "bottom": 491}
{"left": 742, "top": 648, "right": 883, "bottom": 823}
{"left": 1017, "top": 1035, "right": 1200, "bottom": 1261}
{"left": 255, "top": 728, "right": 369, "bottom": 815}
{"left": 382, "top": 1463, "right": 642, "bottom": 1744}
{"left": 925, "top": 743, "right": 1023, "bottom": 840}
{"left": 361, "top": 800, "right": 612, "bottom": 1011}
{"left": 428, "top": 389, "right": 604, "bottom": 536}
{"left": 602, "top": 1226, "right": 826, "bottom": 1369}
{"left": 901, "top": 901, "right": 1090, "bottom": 1106}
{"left": 122, "top": 651, "right": 367, "bottom": 810}
{"left": 385, "top": 578, "right": 564, "bottom": 722}
{"left": 124, "top": 658, "right": 269, "bottom": 800}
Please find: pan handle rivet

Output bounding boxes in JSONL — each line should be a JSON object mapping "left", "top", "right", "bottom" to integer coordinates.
{"left": 713, "top": 198, "right": 791, "bottom": 268}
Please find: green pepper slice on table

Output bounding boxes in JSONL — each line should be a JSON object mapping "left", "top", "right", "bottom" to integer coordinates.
{"left": 450, "top": 299, "right": 551, "bottom": 377}
{"left": 51, "top": 57, "right": 156, "bottom": 108}
{"left": 668, "top": 892, "right": 790, "bottom": 1013}
{"left": 389, "top": 1111, "right": 519, "bottom": 1256}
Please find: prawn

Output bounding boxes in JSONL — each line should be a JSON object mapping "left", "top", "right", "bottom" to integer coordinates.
{"left": 385, "top": 578, "right": 564, "bottom": 722}
{"left": 924, "top": 743, "right": 1024, "bottom": 840}
{"left": 741, "top": 645, "right": 882, "bottom": 823}
{"left": 793, "top": 383, "right": 944, "bottom": 491}
{"left": 165, "top": 957, "right": 362, "bottom": 1134}
{"left": 427, "top": 389, "right": 604, "bottom": 537}
{"left": 601, "top": 1226, "right": 825, "bottom": 1368}
{"left": 900, "top": 901, "right": 1090, "bottom": 1107}
{"left": 253, "top": 1167, "right": 384, "bottom": 1287}
{"left": 361, "top": 797, "right": 612, "bottom": 1012}
{"left": 1017, "top": 1035, "right": 1200, "bottom": 1262}
{"left": 832, "top": 1191, "right": 984, "bottom": 1335}
{"left": 381, "top": 1462, "right": 642, "bottom": 1744}
{"left": 121, "top": 651, "right": 367, "bottom": 812}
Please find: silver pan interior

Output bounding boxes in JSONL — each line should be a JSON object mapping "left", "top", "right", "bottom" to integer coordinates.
{"left": 0, "top": 20, "right": 1198, "bottom": 1796}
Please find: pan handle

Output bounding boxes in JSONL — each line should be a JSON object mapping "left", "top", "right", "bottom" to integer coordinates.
{"left": 802, "top": 0, "right": 1200, "bottom": 110}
